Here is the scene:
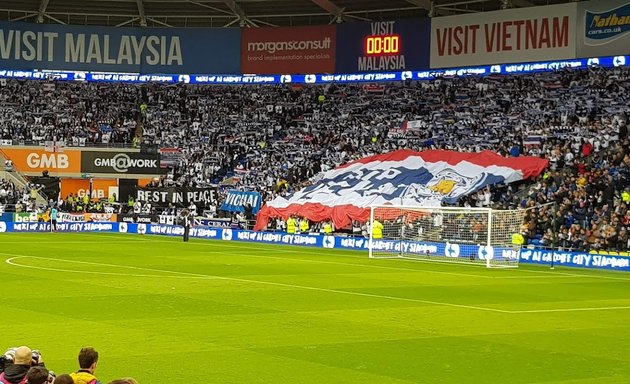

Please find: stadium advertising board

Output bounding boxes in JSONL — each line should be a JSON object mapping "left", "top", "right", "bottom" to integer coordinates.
{"left": 220, "top": 190, "right": 262, "bottom": 214}
{"left": 157, "top": 215, "right": 244, "bottom": 228}
{"left": 58, "top": 212, "right": 84, "bottom": 222}
{"left": 0, "top": 21, "right": 240, "bottom": 74}
{"left": 241, "top": 25, "right": 336, "bottom": 74}
{"left": 0, "top": 148, "right": 81, "bottom": 174}
{"left": 430, "top": 3, "right": 577, "bottom": 68}
{"left": 84, "top": 213, "right": 117, "bottom": 222}
{"left": 0, "top": 54, "right": 627, "bottom": 85}
{"left": 0, "top": 222, "right": 628, "bottom": 272}
{"left": 576, "top": 0, "right": 630, "bottom": 58}
{"left": 13, "top": 212, "right": 39, "bottom": 223}
{"left": 159, "top": 148, "right": 183, "bottom": 167}
{"left": 81, "top": 152, "right": 165, "bottom": 175}
{"left": 60, "top": 178, "right": 118, "bottom": 200}
{"left": 336, "top": 19, "right": 429, "bottom": 73}
{"left": 137, "top": 187, "right": 217, "bottom": 208}
{"left": 118, "top": 214, "right": 158, "bottom": 224}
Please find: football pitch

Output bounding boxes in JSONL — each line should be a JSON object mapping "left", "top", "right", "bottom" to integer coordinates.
{"left": 1, "top": 232, "right": 630, "bottom": 383}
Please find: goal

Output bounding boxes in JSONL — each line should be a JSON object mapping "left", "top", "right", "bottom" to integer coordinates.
{"left": 368, "top": 205, "right": 527, "bottom": 268}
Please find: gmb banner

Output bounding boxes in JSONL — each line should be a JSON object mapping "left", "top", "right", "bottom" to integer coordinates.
{"left": 137, "top": 187, "right": 217, "bottom": 208}
{"left": 0, "top": 20, "right": 240, "bottom": 73}
{"left": 430, "top": 3, "right": 577, "bottom": 68}
{"left": 336, "top": 19, "right": 430, "bottom": 73}
{"left": 1, "top": 148, "right": 81, "bottom": 174}
{"left": 220, "top": 190, "right": 262, "bottom": 214}
{"left": 60, "top": 178, "right": 118, "bottom": 200}
{"left": 81, "top": 151, "right": 165, "bottom": 175}
{"left": 241, "top": 25, "right": 336, "bottom": 75}
{"left": 576, "top": 0, "right": 630, "bottom": 58}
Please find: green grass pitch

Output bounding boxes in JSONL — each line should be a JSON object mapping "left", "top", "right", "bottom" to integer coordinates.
{"left": 1, "top": 232, "right": 630, "bottom": 383}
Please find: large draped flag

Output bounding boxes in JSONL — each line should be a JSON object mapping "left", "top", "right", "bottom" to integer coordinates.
{"left": 254, "top": 149, "right": 548, "bottom": 230}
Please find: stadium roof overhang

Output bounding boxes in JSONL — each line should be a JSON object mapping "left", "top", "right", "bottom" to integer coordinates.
{"left": 0, "top": 0, "right": 578, "bottom": 28}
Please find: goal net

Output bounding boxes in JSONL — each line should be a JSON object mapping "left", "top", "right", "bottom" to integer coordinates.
{"left": 368, "top": 205, "right": 527, "bottom": 268}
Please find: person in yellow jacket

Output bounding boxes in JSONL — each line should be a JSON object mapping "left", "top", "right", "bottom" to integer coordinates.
{"left": 511, "top": 233, "right": 525, "bottom": 246}
{"left": 623, "top": 188, "right": 630, "bottom": 203}
{"left": 286, "top": 216, "right": 297, "bottom": 234}
{"left": 372, "top": 219, "right": 384, "bottom": 239}
{"left": 70, "top": 347, "right": 102, "bottom": 384}
{"left": 322, "top": 220, "right": 333, "bottom": 235}
{"left": 299, "top": 217, "right": 310, "bottom": 234}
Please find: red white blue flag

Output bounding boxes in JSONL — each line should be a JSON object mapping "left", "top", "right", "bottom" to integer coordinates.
{"left": 255, "top": 149, "right": 548, "bottom": 230}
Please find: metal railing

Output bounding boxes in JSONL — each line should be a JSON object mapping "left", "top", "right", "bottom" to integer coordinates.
{"left": 1, "top": 140, "right": 135, "bottom": 149}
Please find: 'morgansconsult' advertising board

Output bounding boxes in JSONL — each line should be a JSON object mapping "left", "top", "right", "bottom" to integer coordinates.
{"left": 241, "top": 25, "right": 336, "bottom": 74}
{"left": 430, "top": 3, "right": 578, "bottom": 68}
{"left": 0, "top": 21, "right": 240, "bottom": 73}
{"left": 577, "top": 0, "right": 630, "bottom": 58}
{"left": 335, "top": 19, "right": 429, "bottom": 73}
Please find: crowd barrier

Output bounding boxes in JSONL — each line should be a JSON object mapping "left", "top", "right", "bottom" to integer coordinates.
{"left": 0, "top": 222, "right": 628, "bottom": 272}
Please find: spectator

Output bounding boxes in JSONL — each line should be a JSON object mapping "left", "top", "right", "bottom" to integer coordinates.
{"left": 0, "top": 346, "right": 45, "bottom": 384}
{"left": 1, "top": 65, "right": 628, "bottom": 252}
{"left": 25, "top": 366, "right": 52, "bottom": 384}
{"left": 52, "top": 375, "right": 74, "bottom": 384}
{"left": 69, "top": 348, "right": 101, "bottom": 384}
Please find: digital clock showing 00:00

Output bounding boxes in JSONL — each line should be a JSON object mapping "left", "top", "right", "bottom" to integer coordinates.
{"left": 364, "top": 34, "right": 400, "bottom": 55}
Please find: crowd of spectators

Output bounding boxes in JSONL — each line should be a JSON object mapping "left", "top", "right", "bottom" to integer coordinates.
{"left": 0, "top": 66, "right": 628, "bottom": 251}
{"left": 0, "top": 346, "right": 136, "bottom": 384}
{"left": 0, "top": 179, "right": 42, "bottom": 214}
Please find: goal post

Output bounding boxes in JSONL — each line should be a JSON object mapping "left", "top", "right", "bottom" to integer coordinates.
{"left": 368, "top": 205, "right": 527, "bottom": 268}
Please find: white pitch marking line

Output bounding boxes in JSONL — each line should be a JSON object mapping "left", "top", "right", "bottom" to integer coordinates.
{"left": 510, "top": 306, "right": 630, "bottom": 314}
{"left": 3, "top": 233, "right": 628, "bottom": 281}
{"left": 7, "top": 255, "right": 630, "bottom": 314}
{"left": 491, "top": 275, "right": 587, "bottom": 279}
{"left": 113, "top": 235, "right": 621, "bottom": 280}
{"left": 5, "top": 257, "right": 214, "bottom": 280}
{"left": 1, "top": 237, "right": 498, "bottom": 279}
{"left": 3, "top": 254, "right": 218, "bottom": 279}
{"left": 186, "top": 241, "right": 630, "bottom": 282}
{"left": 156, "top": 250, "right": 497, "bottom": 279}
{"left": 4, "top": 255, "right": 511, "bottom": 314}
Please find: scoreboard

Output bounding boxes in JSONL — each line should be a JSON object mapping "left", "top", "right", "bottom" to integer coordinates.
{"left": 336, "top": 19, "right": 430, "bottom": 73}
{"left": 365, "top": 35, "right": 400, "bottom": 55}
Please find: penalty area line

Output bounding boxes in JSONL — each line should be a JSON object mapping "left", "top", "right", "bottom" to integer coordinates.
{"left": 3, "top": 255, "right": 220, "bottom": 280}
{"left": 8, "top": 255, "right": 630, "bottom": 314}
{"left": 509, "top": 306, "right": 630, "bottom": 314}
{"left": 3, "top": 254, "right": 510, "bottom": 314}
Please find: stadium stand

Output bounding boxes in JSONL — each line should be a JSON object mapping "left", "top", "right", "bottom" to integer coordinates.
{"left": 0, "top": 66, "right": 628, "bottom": 251}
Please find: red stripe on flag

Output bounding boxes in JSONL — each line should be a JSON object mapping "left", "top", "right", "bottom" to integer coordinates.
{"left": 337, "top": 149, "right": 548, "bottom": 178}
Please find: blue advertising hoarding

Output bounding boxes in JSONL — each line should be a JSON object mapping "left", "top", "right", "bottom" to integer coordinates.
{"left": 335, "top": 18, "right": 430, "bottom": 73}
{"left": 1, "top": 221, "right": 628, "bottom": 272}
{"left": 0, "top": 54, "right": 627, "bottom": 85}
{"left": 0, "top": 21, "right": 240, "bottom": 74}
